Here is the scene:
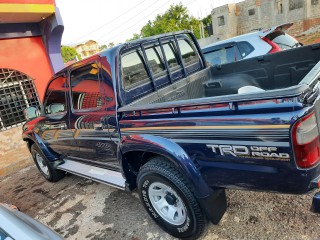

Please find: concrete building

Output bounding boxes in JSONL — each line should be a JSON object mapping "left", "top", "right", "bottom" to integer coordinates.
{"left": 0, "top": 0, "right": 64, "bottom": 126}
{"left": 0, "top": 0, "right": 64, "bottom": 177}
{"left": 75, "top": 40, "right": 100, "bottom": 59}
{"left": 210, "top": 0, "right": 320, "bottom": 42}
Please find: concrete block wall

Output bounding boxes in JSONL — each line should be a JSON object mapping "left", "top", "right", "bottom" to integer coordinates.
{"left": 198, "top": 36, "right": 217, "bottom": 47}
{"left": 211, "top": 0, "right": 320, "bottom": 42}
{"left": 211, "top": 4, "right": 238, "bottom": 41}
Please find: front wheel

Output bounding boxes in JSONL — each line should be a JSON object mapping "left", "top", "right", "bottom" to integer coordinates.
{"left": 31, "top": 144, "right": 65, "bottom": 182}
{"left": 137, "top": 157, "right": 207, "bottom": 239}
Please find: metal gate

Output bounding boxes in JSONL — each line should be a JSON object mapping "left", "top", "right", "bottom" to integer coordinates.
{"left": 0, "top": 69, "right": 40, "bottom": 130}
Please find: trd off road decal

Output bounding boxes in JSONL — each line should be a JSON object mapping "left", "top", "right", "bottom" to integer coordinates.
{"left": 207, "top": 144, "right": 290, "bottom": 160}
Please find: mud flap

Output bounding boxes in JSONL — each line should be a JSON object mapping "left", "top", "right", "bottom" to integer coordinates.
{"left": 311, "top": 191, "right": 320, "bottom": 213}
{"left": 197, "top": 189, "right": 227, "bottom": 224}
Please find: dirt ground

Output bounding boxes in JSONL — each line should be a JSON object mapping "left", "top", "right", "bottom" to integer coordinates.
{"left": 0, "top": 165, "right": 319, "bottom": 240}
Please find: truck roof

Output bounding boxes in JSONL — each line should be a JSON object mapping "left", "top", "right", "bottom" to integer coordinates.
{"left": 55, "top": 30, "right": 193, "bottom": 77}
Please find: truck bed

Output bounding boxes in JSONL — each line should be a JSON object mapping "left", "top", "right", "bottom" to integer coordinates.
{"left": 123, "top": 44, "right": 320, "bottom": 110}
{"left": 118, "top": 43, "right": 320, "bottom": 194}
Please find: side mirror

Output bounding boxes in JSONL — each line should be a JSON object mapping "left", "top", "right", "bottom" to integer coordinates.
{"left": 48, "top": 103, "right": 65, "bottom": 114}
{"left": 24, "top": 106, "right": 40, "bottom": 121}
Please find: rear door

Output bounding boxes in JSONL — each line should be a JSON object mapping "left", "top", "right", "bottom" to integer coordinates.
{"left": 68, "top": 59, "right": 119, "bottom": 169}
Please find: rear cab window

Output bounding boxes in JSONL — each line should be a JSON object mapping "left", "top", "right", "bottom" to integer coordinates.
{"left": 119, "top": 33, "right": 204, "bottom": 105}
{"left": 178, "top": 39, "right": 199, "bottom": 65}
{"left": 122, "top": 50, "right": 151, "bottom": 91}
{"left": 145, "top": 45, "right": 166, "bottom": 79}
{"left": 177, "top": 37, "right": 202, "bottom": 74}
{"left": 144, "top": 43, "right": 170, "bottom": 88}
{"left": 120, "top": 47, "right": 154, "bottom": 103}
{"left": 161, "top": 38, "right": 184, "bottom": 81}
{"left": 162, "top": 41, "right": 181, "bottom": 69}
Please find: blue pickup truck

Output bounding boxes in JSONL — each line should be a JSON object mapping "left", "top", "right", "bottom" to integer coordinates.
{"left": 23, "top": 31, "right": 320, "bottom": 239}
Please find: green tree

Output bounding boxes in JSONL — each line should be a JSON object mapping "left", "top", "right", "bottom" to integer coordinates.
{"left": 99, "top": 44, "right": 107, "bottom": 51}
{"left": 61, "top": 46, "right": 81, "bottom": 63}
{"left": 126, "top": 33, "right": 141, "bottom": 42}
{"left": 108, "top": 42, "right": 115, "bottom": 48}
{"left": 202, "top": 14, "right": 212, "bottom": 37}
{"left": 140, "top": 3, "right": 201, "bottom": 39}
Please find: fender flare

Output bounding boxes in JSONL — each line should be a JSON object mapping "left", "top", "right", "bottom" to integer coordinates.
{"left": 23, "top": 132, "right": 58, "bottom": 162}
{"left": 119, "top": 134, "right": 213, "bottom": 198}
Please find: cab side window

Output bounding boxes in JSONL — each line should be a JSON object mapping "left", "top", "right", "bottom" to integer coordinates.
{"left": 70, "top": 63, "right": 102, "bottom": 111}
{"left": 44, "top": 75, "right": 67, "bottom": 115}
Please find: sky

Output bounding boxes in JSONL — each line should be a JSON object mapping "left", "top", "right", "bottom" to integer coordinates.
{"left": 55, "top": 0, "right": 244, "bottom": 46}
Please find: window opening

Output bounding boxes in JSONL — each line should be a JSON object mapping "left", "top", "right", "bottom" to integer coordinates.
{"left": 289, "top": 0, "right": 303, "bottom": 10}
{"left": 279, "top": 3, "right": 283, "bottom": 13}
{"left": 218, "top": 16, "right": 225, "bottom": 26}
{"left": 0, "top": 68, "right": 40, "bottom": 130}
{"left": 248, "top": 9, "right": 255, "bottom": 16}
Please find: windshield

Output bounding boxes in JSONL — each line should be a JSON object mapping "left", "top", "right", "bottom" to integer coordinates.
{"left": 267, "top": 31, "right": 301, "bottom": 50}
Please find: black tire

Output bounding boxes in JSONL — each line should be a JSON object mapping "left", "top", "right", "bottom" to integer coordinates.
{"left": 30, "top": 144, "right": 65, "bottom": 182}
{"left": 137, "top": 157, "right": 207, "bottom": 239}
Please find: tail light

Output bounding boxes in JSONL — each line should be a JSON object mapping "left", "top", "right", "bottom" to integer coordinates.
{"left": 261, "top": 37, "right": 282, "bottom": 53}
{"left": 292, "top": 112, "right": 320, "bottom": 168}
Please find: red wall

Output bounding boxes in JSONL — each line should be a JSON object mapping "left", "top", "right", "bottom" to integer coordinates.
{"left": 0, "top": 37, "right": 53, "bottom": 101}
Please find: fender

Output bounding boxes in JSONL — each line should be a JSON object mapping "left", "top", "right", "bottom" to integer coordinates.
{"left": 119, "top": 134, "right": 213, "bottom": 198}
{"left": 22, "top": 131, "right": 58, "bottom": 162}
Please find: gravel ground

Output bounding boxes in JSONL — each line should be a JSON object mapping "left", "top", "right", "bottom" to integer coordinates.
{"left": 0, "top": 165, "right": 319, "bottom": 240}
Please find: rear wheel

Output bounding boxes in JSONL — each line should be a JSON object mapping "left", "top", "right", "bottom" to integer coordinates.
{"left": 31, "top": 144, "right": 64, "bottom": 182}
{"left": 137, "top": 157, "right": 207, "bottom": 239}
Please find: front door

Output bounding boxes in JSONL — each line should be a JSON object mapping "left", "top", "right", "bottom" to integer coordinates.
{"left": 38, "top": 75, "right": 77, "bottom": 157}
{"left": 68, "top": 60, "right": 119, "bottom": 169}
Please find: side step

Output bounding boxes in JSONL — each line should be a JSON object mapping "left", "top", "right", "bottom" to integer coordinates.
{"left": 57, "top": 159, "right": 126, "bottom": 190}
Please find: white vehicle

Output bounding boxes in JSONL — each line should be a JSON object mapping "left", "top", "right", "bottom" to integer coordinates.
{"left": 202, "top": 23, "right": 302, "bottom": 66}
{"left": 0, "top": 203, "right": 62, "bottom": 240}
